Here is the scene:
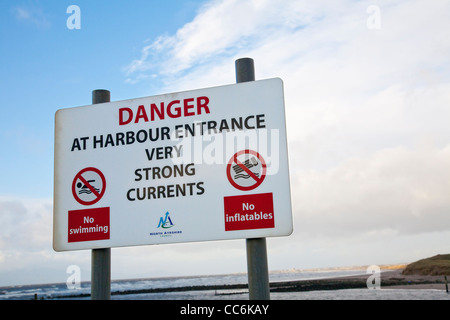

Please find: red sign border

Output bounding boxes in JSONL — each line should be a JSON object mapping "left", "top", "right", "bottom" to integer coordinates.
{"left": 72, "top": 167, "right": 106, "bottom": 206}
{"left": 226, "top": 150, "right": 267, "bottom": 191}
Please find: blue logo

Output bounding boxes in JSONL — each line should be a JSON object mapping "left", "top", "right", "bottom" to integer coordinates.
{"left": 150, "top": 211, "right": 182, "bottom": 238}
{"left": 157, "top": 211, "right": 174, "bottom": 229}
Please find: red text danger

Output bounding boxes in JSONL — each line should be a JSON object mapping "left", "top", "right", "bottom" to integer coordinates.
{"left": 119, "top": 96, "right": 210, "bottom": 125}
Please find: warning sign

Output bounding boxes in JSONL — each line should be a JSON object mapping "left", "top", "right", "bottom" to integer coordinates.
{"left": 72, "top": 167, "right": 106, "bottom": 206}
{"left": 54, "top": 78, "right": 293, "bottom": 251}
{"left": 227, "top": 150, "right": 266, "bottom": 191}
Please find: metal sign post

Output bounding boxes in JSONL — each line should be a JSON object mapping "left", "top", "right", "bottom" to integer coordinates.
{"left": 235, "top": 58, "right": 271, "bottom": 300}
{"left": 91, "top": 89, "right": 111, "bottom": 300}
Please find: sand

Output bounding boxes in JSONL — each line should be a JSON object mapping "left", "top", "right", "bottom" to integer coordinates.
{"left": 268, "top": 268, "right": 449, "bottom": 293}
{"left": 378, "top": 269, "right": 448, "bottom": 290}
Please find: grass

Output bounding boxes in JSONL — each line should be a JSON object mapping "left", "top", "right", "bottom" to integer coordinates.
{"left": 402, "top": 254, "right": 450, "bottom": 276}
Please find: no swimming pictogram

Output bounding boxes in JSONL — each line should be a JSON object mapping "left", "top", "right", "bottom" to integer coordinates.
{"left": 226, "top": 150, "right": 266, "bottom": 191}
{"left": 72, "top": 167, "right": 106, "bottom": 206}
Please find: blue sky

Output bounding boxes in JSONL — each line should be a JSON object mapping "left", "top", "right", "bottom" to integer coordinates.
{"left": 1, "top": 0, "right": 450, "bottom": 286}
{"left": 0, "top": 0, "right": 206, "bottom": 197}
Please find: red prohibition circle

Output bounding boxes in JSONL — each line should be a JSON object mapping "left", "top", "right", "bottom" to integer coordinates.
{"left": 72, "top": 167, "right": 106, "bottom": 206}
{"left": 226, "top": 150, "right": 267, "bottom": 191}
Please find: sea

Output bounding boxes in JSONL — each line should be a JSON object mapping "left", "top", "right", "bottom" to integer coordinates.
{"left": 0, "top": 268, "right": 448, "bottom": 300}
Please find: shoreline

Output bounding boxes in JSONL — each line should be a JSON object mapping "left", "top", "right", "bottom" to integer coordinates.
{"left": 49, "top": 268, "right": 448, "bottom": 299}
{"left": 269, "top": 269, "right": 448, "bottom": 293}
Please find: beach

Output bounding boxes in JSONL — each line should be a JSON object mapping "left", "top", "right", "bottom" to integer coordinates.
{"left": 267, "top": 268, "right": 449, "bottom": 292}
{"left": 1, "top": 266, "right": 448, "bottom": 300}
{"left": 109, "top": 267, "right": 450, "bottom": 300}
{"left": 108, "top": 268, "right": 450, "bottom": 300}
{"left": 379, "top": 269, "right": 447, "bottom": 290}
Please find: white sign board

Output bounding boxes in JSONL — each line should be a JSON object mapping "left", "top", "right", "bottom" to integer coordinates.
{"left": 53, "top": 78, "right": 292, "bottom": 251}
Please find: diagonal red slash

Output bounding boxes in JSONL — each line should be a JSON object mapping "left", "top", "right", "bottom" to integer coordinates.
{"left": 72, "top": 167, "right": 106, "bottom": 206}
{"left": 77, "top": 174, "right": 101, "bottom": 198}
{"left": 233, "top": 155, "right": 261, "bottom": 182}
{"left": 226, "top": 150, "right": 266, "bottom": 191}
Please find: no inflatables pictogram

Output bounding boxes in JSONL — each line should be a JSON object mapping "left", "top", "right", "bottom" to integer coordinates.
{"left": 227, "top": 150, "right": 266, "bottom": 191}
{"left": 72, "top": 167, "right": 106, "bottom": 205}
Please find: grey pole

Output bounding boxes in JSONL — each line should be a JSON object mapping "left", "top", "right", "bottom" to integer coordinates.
{"left": 91, "top": 89, "right": 111, "bottom": 300}
{"left": 235, "top": 58, "right": 271, "bottom": 300}
{"left": 92, "top": 89, "right": 110, "bottom": 105}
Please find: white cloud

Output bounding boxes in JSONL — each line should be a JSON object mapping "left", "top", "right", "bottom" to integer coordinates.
{"left": 0, "top": 197, "right": 94, "bottom": 286}
{"left": 124, "top": 0, "right": 450, "bottom": 132}
{"left": 14, "top": 7, "right": 32, "bottom": 20}
{"left": 12, "top": 5, "right": 51, "bottom": 29}
{"left": 124, "top": 0, "right": 341, "bottom": 85}
{"left": 0, "top": 197, "right": 52, "bottom": 251}
{"left": 120, "top": 0, "right": 450, "bottom": 270}
{"left": 125, "top": 0, "right": 450, "bottom": 167}
{"left": 293, "top": 143, "right": 450, "bottom": 238}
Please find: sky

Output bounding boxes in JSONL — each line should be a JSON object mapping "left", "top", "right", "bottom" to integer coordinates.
{"left": 0, "top": 0, "right": 449, "bottom": 287}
